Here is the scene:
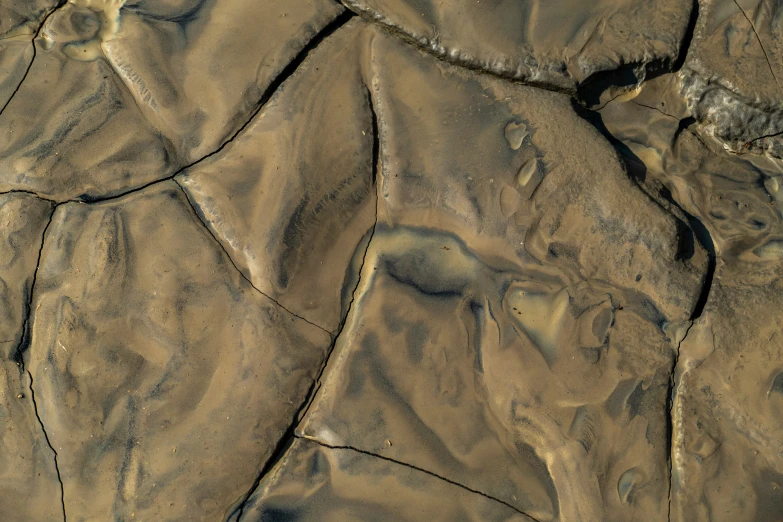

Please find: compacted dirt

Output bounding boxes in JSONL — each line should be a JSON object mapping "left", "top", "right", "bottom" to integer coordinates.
{"left": 1, "top": 1, "right": 782, "bottom": 521}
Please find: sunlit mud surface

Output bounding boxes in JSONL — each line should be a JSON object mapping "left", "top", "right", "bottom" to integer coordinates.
{"left": 0, "top": 1, "right": 782, "bottom": 521}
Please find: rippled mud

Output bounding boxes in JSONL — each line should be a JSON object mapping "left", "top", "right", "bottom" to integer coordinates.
{"left": 0, "top": 1, "right": 781, "bottom": 521}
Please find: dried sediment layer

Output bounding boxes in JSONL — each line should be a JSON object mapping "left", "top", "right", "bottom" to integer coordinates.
{"left": 25, "top": 183, "right": 331, "bottom": 520}
{"left": 2, "top": 0, "right": 782, "bottom": 520}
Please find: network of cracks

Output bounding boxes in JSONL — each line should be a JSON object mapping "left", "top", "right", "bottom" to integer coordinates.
{"left": 1, "top": 0, "right": 783, "bottom": 521}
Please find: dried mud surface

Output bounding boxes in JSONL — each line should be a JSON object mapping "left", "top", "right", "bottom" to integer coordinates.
{"left": 0, "top": 1, "right": 781, "bottom": 521}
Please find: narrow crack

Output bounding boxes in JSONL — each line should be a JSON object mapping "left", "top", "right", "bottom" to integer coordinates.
{"left": 627, "top": 101, "right": 730, "bottom": 159}
{"left": 592, "top": 90, "right": 631, "bottom": 111}
{"left": 299, "top": 437, "right": 543, "bottom": 522}
{"left": 732, "top": 0, "right": 782, "bottom": 94}
{"left": 0, "top": 189, "right": 58, "bottom": 204}
{"left": 665, "top": 213, "right": 714, "bottom": 521}
{"left": 629, "top": 100, "right": 679, "bottom": 120}
{"left": 226, "top": 82, "right": 381, "bottom": 522}
{"left": 0, "top": 31, "right": 36, "bottom": 43}
{"left": 12, "top": 209, "right": 66, "bottom": 521}
{"left": 0, "top": 1, "right": 67, "bottom": 119}
{"left": 666, "top": 349, "right": 679, "bottom": 522}
{"left": 173, "top": 181, "right": 330, "bottom": 335}
{"left": 72, "top": 9, "right": 356, "bottom": 206}
{"left": 625, "top": 103, "right": 733, "bottom": 161}
{"left": 27, "top": 369, "right": 67, "bottom": 522}
{"left": 225, "top": 397, "right": 302, "bottom": 521}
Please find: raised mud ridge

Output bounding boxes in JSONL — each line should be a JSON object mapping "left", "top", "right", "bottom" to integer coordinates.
{"left": 0, "top": 1, "right": 781, "bottom": 521}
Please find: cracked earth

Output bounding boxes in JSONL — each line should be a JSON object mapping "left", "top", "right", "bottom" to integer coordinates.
{"left": 1, "top": 0, "right": 783, "bottom": 521}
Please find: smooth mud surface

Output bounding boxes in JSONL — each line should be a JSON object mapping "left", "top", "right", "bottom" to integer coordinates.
{"left": 0, "top": 1, "right": 781, "bottom": 521}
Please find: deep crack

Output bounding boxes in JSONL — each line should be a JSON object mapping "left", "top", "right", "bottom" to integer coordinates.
{"left": 298, "top": 437, "right": 543, "bottom": 522}
{"left": 226, "top": 79, "right": 382, "bottom": 522}
{"left": 12, "top": 208, "right": 66, "bottom": 521}
{"left": 672, "top": 0, "right": 699, "bottom": 73}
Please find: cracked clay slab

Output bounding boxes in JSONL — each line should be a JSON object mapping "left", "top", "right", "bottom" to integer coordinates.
{"left": 3, "top": 0, "right": 783, "bottom": 520}
{"left": 179, "top": 18, "right": 376, "bottom": 334}
{"left": 593, "top": 62, "right": 783, "bottom": 521}
{"left": 236, "top": 437, "right": 535, "bottom": 522}
{"left": 294, "top": 23, "right": 705, "bottom": 522}
{"left": 341, "top": 0, "right": 694, "bottom": 92}
{"left": 24, "top": 183, "right": 331, "bottom": 520}
{"left": 0, "top": 0, "right": 344, "bottom": 201}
